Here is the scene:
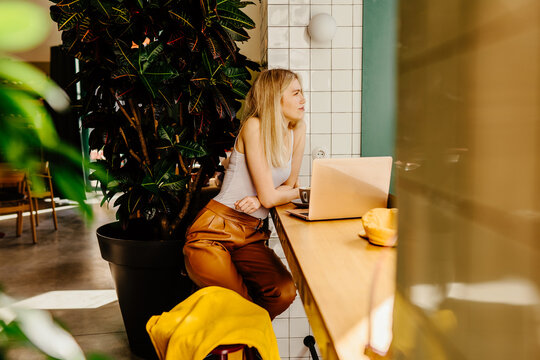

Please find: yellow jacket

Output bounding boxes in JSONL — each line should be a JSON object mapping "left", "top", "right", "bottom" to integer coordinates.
{"left": 146, "top": 286, "right": 281, "bottom": 360}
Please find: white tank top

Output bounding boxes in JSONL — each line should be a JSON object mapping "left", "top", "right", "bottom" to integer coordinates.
{"left": 213, "top": 131, "right": 293, "bottom": 219}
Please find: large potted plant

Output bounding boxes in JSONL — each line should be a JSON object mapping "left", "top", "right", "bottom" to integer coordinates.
{"left": 49, "top": 0, "right": 259, "bottom": 358}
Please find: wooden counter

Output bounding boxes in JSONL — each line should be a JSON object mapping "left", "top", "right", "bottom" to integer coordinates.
{"left": 271, "top": 203, "right": 396, "bottom": 360}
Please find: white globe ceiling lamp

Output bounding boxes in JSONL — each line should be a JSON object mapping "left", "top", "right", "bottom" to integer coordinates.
{"left": 308, "top": 13, "right": 337, "bottom": 43}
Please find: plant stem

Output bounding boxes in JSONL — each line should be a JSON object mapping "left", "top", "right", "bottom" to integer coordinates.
{"left": 150, "top": 100, "right": 158, "bottom": 134}
{"left": 171, "top": 164, "right": 204, "bottom": 232}
{"left": 109, "top": 88, "right": 137, "bottom": 129}
{"left": 128, "top": 99, "right": 151, "bottom": 166}
{"left": 119, "top": 127, "right": 143, "bottom": 164}
{"left": 175, "top": 135, "right": 189, "bottom": 175}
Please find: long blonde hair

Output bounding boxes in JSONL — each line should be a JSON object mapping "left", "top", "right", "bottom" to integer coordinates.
{"left": 241, "top": 69, "right": 302, "bottom": 168}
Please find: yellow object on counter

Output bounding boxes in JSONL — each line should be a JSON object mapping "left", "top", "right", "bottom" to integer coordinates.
{"left": 360, "top": 208, "right": 398, "bottom": 246}
{"left": 146, "top": 286, "right": 281, "bottom": 360}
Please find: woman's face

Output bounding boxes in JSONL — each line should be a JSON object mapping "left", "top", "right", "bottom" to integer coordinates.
{"left": 281, "top": 78, "right": 305, "bottom": 124}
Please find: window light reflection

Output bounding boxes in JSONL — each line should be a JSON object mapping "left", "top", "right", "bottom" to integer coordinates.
{"left": 12, "top": 290, "right": 117, "bottom": 310}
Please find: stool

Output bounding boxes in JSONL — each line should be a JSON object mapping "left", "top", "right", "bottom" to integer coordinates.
{"left": 207, "top": 344, "right": 258, "bottom": 360}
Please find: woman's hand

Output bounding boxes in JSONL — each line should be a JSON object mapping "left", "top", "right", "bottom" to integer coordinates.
{"left": 235, "top": 196, "right": 262, "bottom": 214}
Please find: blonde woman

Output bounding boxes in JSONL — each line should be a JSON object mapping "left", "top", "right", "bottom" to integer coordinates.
{"left": 183, "top": 69, "right": 306, "bottom": 319}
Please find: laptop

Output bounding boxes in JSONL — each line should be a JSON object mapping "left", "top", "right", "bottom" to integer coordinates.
{"left": 287, "top": 157, "right": 393, "bottom": 221}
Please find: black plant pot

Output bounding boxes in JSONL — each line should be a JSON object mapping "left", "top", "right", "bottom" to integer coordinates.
{"left": 97, "top": 222, "right": 195, "bottom": 360}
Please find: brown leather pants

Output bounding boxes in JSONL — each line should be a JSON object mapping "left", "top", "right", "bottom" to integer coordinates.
{"left": 183, "top": 200, "right": 296, "bottom": 319}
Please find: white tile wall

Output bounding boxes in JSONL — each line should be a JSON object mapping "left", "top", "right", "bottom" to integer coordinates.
{"left": 290, "top": 48, "right": 311, "bottom": 70}
{"left": 332, "top": 70, "right": 352, "bottom": 91}
{"left": 332, "top": 91, "right": 353, "bottom": 112}
{"left": 268, "top": 27, "right": 290, "bottom": 48}
{"left": 310, "top": 70, "right": 332, "bottom": 91}
{"left": 310, "top": 92, "right": 331, "bottom": 113}
{"left": 332, "top": 112, "right": 352, "bottom": 133}
{"left": 311, "top": 112, "right": 332, "bottom": 133}
{"left": 332, "top": 5, "right": 353, "bottom": 26}
{"left": 268, "top": 48, "right": 289, "bottom": 68}
{"left": 265, "top": 0, "right": 363, "bottom": 357}
{"left": 290, "top": 5, "right": 310, "bottom": 26}
{"left": 269, "top": 227, "right": 322, "bottom": 360}
{"left": 332, "top": 49, "right": 353, "bottom": 69}
{"left": 332, "top": 27, "right": 353, "bottom": 48}
{"left": 268, "top": 5, "right": 289, "bottom": 26}
{"left": 290, "top": 27, "right": 311, "bottom": 48}
{"left": 310, "top": 49, "right": 331, "bottom": 69}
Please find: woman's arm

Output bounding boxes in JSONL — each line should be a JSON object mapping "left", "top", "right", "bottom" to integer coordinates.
{"left": 240, "top": 118, "right": 305, "bottom": 209}
{"left": 282, "top": 120, "right": 306, "bottom": 188}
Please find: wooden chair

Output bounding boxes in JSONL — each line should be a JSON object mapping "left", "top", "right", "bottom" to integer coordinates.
{"left": 29, "top": 162, "right": 58, "bottom": 230}
{"left": 0, "top": 167, "right": 37, "bottom": 243}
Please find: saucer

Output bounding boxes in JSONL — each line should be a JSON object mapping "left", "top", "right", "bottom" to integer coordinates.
{"left": 291, "top": 199, "right": 309, "bottom": 209}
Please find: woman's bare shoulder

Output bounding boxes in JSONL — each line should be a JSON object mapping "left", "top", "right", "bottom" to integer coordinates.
{"left": 240, "top": 117, "right": 261, "bottom": 140}
{"left": 242, "top": 116, "right": 261, "bottom": 132}
{"left": 237, "top": 117, "right": 261, "bottom": 153}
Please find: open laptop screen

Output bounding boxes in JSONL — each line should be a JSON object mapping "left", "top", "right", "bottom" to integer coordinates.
{"left": 288, "top": 157, "right": 392, "bottom": 221}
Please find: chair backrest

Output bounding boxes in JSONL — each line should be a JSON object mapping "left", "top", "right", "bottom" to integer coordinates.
{"left": 0, "top": 169, "right": 31, "bottom": 214}
{"left": 0, "top": 169, "right": 27, "bottom": 193}
{"left": 26, "top": 162, "right": 54, "bottom": 198}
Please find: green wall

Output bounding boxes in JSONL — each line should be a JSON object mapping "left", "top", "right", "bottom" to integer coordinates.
{"left": 361, "top": 0, "right": 397, "bottom": 158}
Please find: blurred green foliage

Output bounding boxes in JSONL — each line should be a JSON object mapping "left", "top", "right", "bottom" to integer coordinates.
{"left": 0, "top": 0, "right": 92, "bottom": 218}
{"left": 0, "top": 291, "right": 113, "bottom": 360}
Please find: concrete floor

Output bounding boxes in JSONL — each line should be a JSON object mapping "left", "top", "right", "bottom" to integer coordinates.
{"left": 0, "top": 200, "right": 144, "bottom": 360}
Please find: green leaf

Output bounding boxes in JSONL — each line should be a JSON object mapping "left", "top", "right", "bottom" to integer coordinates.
{"left": 216, "top": 0, "right": 254, "bottom": 9}
{"left": 168, "top": 10, "right": 195, "bottom": 29}
{"left": 87, "top": 353, "right": 115, "bottom": 360}
{"left": 212, "top": 87, "right": 234, "bottom": 119}
{"left": 153, "top": 160, "right": 175, "bottom": 184}
{"left": 212, "top": 27, "right": 238, "bottom": 57}
{"left": 157, "top": 125, "right": 174, "bottom": 145}
{"left": 113, "top": 193, "right": 128, "bottom": 207}
{"left": 139, "top": 42, "right": 164, "bottom": 72}
{"left": 0, "top": 88, "right": 59, "bottom": 148}
{"left": 0, "top": 58, "right": 70, "bottom": 112}
{"left": 214, "top": 3, "right": 255, "bottom": 29}
{"left": 141, "top": 175, "right": 159, "bottom": 194}
{"left": 54, "top": 166, "right": 92, "bottom": 220}
{"left": 130, "top": 43, "right": 179, "bottom": 98}
{"left": 127, "top": 191, "right": 143, "bottom": 213}
{"left": 174, "top": 141, "right": 208, "bottom": 158}
{"left": 229, "top": 78, "right": 250, "bottom": 98}
{"left": 56, "top": 10, "right": 84, "bottom": 31}
{"left": 204, "top": 36, "right": 221, "bottom": 59}
{"left": 107, "top": 180, "right": 120, "bottom": 190}
{"left": 77, "top": 16, "right": 98, "bottom": 42}
{"left": 111, "top": 4, "right": 130, "bottom": 24}
{"left": 0, "top": 1, "right": 49, "bottom": 52}
{"left": 161, "top": 175, "right": 188, "bottom": 192}
{"left": 114, "top": 40, "right": 137, "bottom": 70}
{"left": 223, "top": 66, "right": 251, "bottom": 80}
{"left": 220, "top": 24, "right": 250, "bottom": 41}
{"left": 201, "top": 50, "right": 214, "bottom": 75}
{"left": 188, "top": 89, "right": 205, "bottom": 114}
{"left": 91, "top": 0, "right": 111, "bottom": 18}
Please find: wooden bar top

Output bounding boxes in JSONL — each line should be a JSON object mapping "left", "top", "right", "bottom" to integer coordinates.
{"left": 271, "top": 203, "right": 396, "bottom": 360}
